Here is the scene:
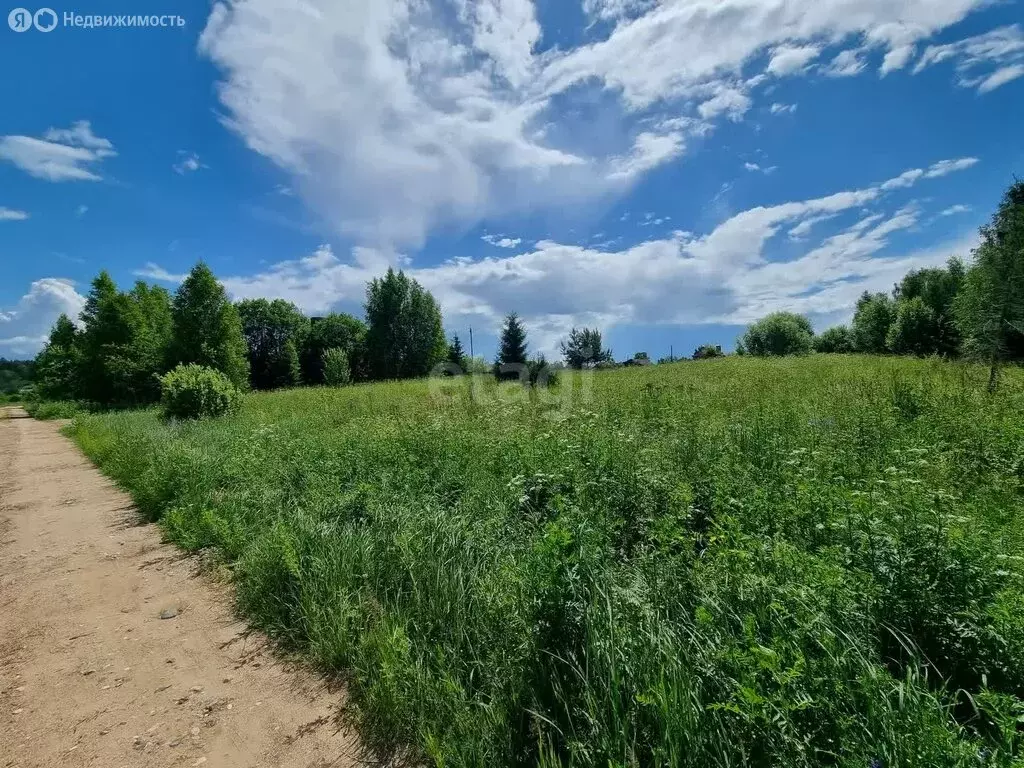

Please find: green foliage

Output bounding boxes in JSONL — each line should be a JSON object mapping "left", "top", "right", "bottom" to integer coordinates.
{"left": 741, "top": 312, "right": 814, "bottom": 357}
{"left": 365, "top": 268, "right": 446, "bottom": 380}
{"left": 322, "top": 347, "right": 351, "bottom": 386}
{"left": 526, "top": 354, "right": 558, "bottom": 387}
{"left": 34, "top": 314, "right": 82, "bottom": 401}
{"left": 24, "top": 399, "right": 87, "bottom": 420}
{"left": 159, "top": 364, "right": 241, "bottom": 420}
{"left": 853, "top": 292, "right": 897, "bottom": 353}
{"left": 170, "top": 263, "right": 250, "bottom": 390}
{"left": 813, "top": 325, "right": 854, "bottom": 354}
{"left": 693, "top": 344, "right": 724, "bottom": 360}
{"left": 70, "top": 356, "right": 1024, "bottom": 768}
{"left": 560, "top": 327, "right": 613, "bottom": 369}
{"left": 447, "top": 334, "right": 468, "bottom": 373}
{"left": 301, "top": 313, "right": 367, "bottom": 385}
{"left": 495, "top": 312, "right": 529, "bottom": 381}
{"left": 896, "top": 259, "right": 965, "bottom": 357}
{"left": 237, "top": 298, "right": 309, "bottom": 390}
{"left": 956, "top": 181, "right": 1024, "bottom": 390}
{"left": 0, "top": 359, "right": 34, "bottom": 395}
{"left": 887, "top": 296, "right": 939, "bottom": 356}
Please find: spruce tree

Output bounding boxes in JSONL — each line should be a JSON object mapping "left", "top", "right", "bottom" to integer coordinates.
{"left": 495, "top": 312, "right": 528, "bottom": 381}
{"left": 447, "top": 333, "right": 467, "bottom": 373}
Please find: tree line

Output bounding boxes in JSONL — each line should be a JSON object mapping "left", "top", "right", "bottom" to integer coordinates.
{"left": 31, "top": 180, "right": 1024, "bottom": 402}
{"left": 34, "top": 264, "right": 451, "bottom": 407}
{"left": 734, "top": 180, "right": 1024, "bottom": 388}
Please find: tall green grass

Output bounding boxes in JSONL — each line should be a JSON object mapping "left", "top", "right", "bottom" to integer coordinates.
{"left": 69, "top": 356, "right": 1024, "bottom": 766}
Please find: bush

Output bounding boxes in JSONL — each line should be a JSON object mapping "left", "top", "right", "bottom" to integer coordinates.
{"left": 693, "top": 344, "right": 724, "bottom": 360}
{"left": 814, "top": 325, "right": 855, "bottom": 354}
{"left": 887, "top": 296, "right": 939, "bottom": 356}
{"left": 741, "top": 312, "right": 815, "bottom": 357}
{"left": 159, "top": 364, "right": 240, "bottom": 420}
{"left": 322, "top": 347, "right": 352, "bottom": 386}
{"left": 24, "top": 400, "right": 87, "bottom": 420}
{"left": 527, "top": 355, "right": 559, "bottom": 387}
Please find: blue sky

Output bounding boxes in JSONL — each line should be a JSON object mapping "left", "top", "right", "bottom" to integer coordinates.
{"left": 2, "top": 0, "right": 1023, "bottom": 361}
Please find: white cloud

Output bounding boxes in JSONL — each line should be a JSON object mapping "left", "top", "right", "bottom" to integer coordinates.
{"left": 824, "top": 49, "right": 867, "bottom": 77}
{"left": 880, "top": 44, "right": 916, "bottom": 75}
{"left": 0, "top": 279, "right": 86, "bottom": 358}
{"left": 134, "top": 263, "right": 188, "bottom": 283}
{"left": 197, "top": 0, "right": 991, "bottom": 249}
{"left": 166, "top": 154, "right": 979, "bottom": 356}
{"left": 0, "top": 121, "right": 115, "bottom": 182}
{"left": 173, "top": 151, "right": 206, "bottom": 174}
{"left": 940, "top": 204, "right": 971, "bottom": 216}
{"left": 697, "top": 87, "right": 752, "bottom": 122}
{"left": 767, "top": 45, "right": 821, "bottom": 76}
{"left": 482, "top": 235, "right": 523, "bottom": 249}
{"left": 925, "top": 157, "right": 979, "bottom": 177}
{"left": 979, "top": 64, "right": 1024, "bottom": 92}
{"left": 914, "top": 25, "right": 1024, "bottom": 92}
{"left": 744, "top": 162, "right": 777, "bottom": 175}
{"left": 769, "top": 102, "right": 798, "bottom": 115}
{"left": 0, "top": 207, "right": 29, "bottom": 221}
{"left": 76, "top": 204, "right": 88, "bottom": 217}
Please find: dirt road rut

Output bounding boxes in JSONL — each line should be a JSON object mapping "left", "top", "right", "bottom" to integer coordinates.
{"left": 0, "top": 409, "right": 360, "bottom": 767}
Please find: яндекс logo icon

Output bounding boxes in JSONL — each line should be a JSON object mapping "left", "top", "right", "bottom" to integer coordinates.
{"left": 8, "top": 7, "right": 32, "bottom": 31}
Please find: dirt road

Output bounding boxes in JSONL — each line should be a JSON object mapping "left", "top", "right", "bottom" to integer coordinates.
{"left": 0, "top": 409, "right": 361, "bottom": 767}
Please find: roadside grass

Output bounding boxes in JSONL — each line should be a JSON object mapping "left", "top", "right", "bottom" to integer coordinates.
{"left": 68, "top": 356, "right": 1024, "bottom": 766}
{"left": 26, "top": 400, "right": 89, "bottom": 420}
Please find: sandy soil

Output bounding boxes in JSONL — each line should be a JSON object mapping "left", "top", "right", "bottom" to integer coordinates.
{"left": 0, "top": 408, "right": 362, "bottom": 767}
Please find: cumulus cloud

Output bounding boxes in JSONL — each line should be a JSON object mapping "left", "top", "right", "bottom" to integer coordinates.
{"left": 0, "top": 207, "right": 29, "bottom": 221}
{"left": 143, "top": 154, "right": 978, "bottom": 356}
{"left": 0, "top": 121, "right": 115, "bottom": 182}
{"left": 482, "top": 235, "right": 523, "bottom": 249}
{"left": 914, "top": 25, "right": 1024, "bottom": 92}
{"left": 0, "top": 279, "right": 86, "bottom": 358}
{"left": 197, "top": 0, "right": 991, "bottom": 249}
{"left": 767, "top": 45, "right": 821, "bottom": 76}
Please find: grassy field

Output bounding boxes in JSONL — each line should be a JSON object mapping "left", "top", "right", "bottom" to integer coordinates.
{"left": 68, "top": 356, "right": 1024, "bottom": 766}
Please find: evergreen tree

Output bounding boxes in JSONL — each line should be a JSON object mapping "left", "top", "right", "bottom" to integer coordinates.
{"left": 956, "top": 181, "right": 1024, "bottom": 391}
{"left": 364, "top": 268, "right": 446, "bottom": 380}
{"left": 447, "top": 333, "right": 467, "bottom": 373}
{"left": 560, "top": 327, "right": 612, "bottom": 369}
{"left": 34, "top": 314, "right": 82, "bottom": 401}
{"left": 169, "top": 263, "right": 250, "bottom": 389}
{"left": 237, "top": 298, "right": 309, "bottom": 390}
{"left": 495, "top": 312, "right": 528, "bottom": 381}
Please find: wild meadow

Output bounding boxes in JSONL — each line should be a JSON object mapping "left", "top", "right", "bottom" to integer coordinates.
{"left": 68, "top": 355, "right": 1024, "bottom": 767}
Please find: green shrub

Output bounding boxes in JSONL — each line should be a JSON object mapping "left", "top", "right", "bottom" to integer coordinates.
{"left": 741, "top": 312, "right": 815, "bottom": 356}
{"left": 25, "top": 400, "right": 88, "bottom": 420}
{"left": 159, "top": 364, "right": 240, "bottom": 420}
{"left": 322, "top": 347, "right": 351, "bottom": 386}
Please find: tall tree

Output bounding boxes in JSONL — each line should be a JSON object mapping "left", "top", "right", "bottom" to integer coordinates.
{"left": 852, "top": 292, "right": 896, "bottom": 354}
{"left": 495, "top": 312, "right": 528, "bottom": 380}
{"left": 237, "top": 298, "right": 309, "bottom": 390}
{"left": 894, "top": 258, "right": 965, "bottom": 356}
{"left": 169, "top": 263, "right": 250, "bottom": 389}
{"left": 447, "top": 333, "right": 467, "bottom": 373}
{"left": 364, "top": 268, "right": 446, "bottom": 380}
{"left": 34, "top": 314, "right": 82, "bottom": 401}
{"left": 301, "top": 313, "right": 367, "bottom": 385}
{"left": 887, "top": 296, "right": 939, "bottom": 357}
{"left": 956, "top": 181, "right": 1024, "bottom": 391}
{"left": 560, "top": 327, "right": 612, "bottom": 369}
